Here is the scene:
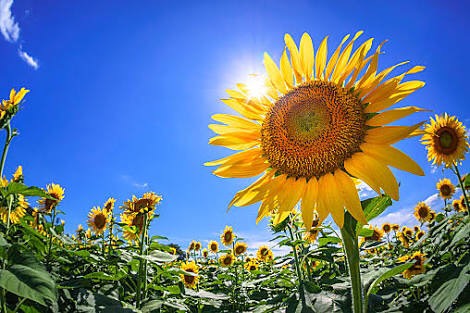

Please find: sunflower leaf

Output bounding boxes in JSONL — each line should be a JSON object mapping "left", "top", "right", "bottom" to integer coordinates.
{"left": 355, "top": 195, "right": 392, "bottom": 234}
{"left": 366, "top": 262, "right": 413, "bottom": 297}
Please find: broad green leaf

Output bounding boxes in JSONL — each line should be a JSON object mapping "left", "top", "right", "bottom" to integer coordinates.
{"left": 3, "top": 182, "right": 55, "bottom": 199}
{"left": 356, "top": 196, "right": 392, "bottom": 234}
{"left": 185, "top": 289, "right": 229, "bottom": 300}
{"left": 357, "top": 227, "right": 374, "bottom": 237}
{"left": 136, "top": 250, "right": 177, "bottom": 264}
{"left": 450, "top": 222, "right": 470, "bottom": 247}
{"left": 428, "top": 263, "right": 470, "bottom": 313}
{"left": 0, "top": 265, "right": 56, "bottom": 306}
{"left": 366, "top": 263, "right": 413, "bottom": 296}
{"left": 318, "top": 236, "right": 342, "bottom": 247}
{"left": 84, "top": 271, "right": 126, "bottom": 281}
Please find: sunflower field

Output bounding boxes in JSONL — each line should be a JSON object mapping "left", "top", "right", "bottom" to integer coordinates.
{"left": 0, "top": 32, "right": 469, "bottom": 313}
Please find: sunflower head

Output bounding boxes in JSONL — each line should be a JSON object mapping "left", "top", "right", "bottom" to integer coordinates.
{"left": 452, "top": 199, "right": 462, "bottom": 212}
{"left": 364, "top": 225, "right": 384, "bottom": 242}
{"left": 180, "top": 261, "right": 199, "bottom": 289}
{"left": 122, "top": 192, "right": 162, "bottom": 215}
{"left": 0, "top": 88, "right": 29, "bottom": 127}
{"left": 194, "top": 241, "right": 202, "bottom": 251}
{"left": 220, "top": 226, "right": 235, "bottom": 246}
{"left": 244, "top": 260, "right": 259, "bottom": 272}
{"left": 459, "top": 195, "right": 468, "bottom": 211}
{"left": 208, "top": 240, "right": 219, "bottom": 253}
{"left": 413, "top": 202, "right": 433, "bottom": 223}
{"left": 391, "top": 223, "right": 400, "bottom": 231}
{"left": 219, "top": 253, "right": 235, "bottom": 267}
{"left": 87, "top": 206, "right": 110, "bottom": 235}
{"left": 403, "top": 227, "right": 414, "bottom": 238}
{"left": 38, "top": 183, "right": 65, "bottom": 213}
{"left": 401, "top": 252, "right": 426, "bottom": 279}
{"left": 120, "top": 213, "right": 146, "bottom": 242}
{"left": 202, "top": 248, "right": 209, "bottom": 258}
{"left": 421, "top": 113, "right": 469, "bottom": 167}
{"left": 188, "top": 240, "right": 196, "bottom": 251}
{"left": 416, "top": 230, "right": 425, "bottom": 240}
{"left": 304, "top": 227, "right": 320, "bottom": 243}
{"left": 103, "top": 197, "right": 116, "bottom": 214}
{"left": 256, "top": 245, "right": 273, "bottom": 262}
{"left": 0, "top": 194, "right": 28, "bottom": 224}
{"left": 436, "top": 178, "right": 455, "bottom": 200}
{"left": 234, "top": 242, "right": 248, "bottom": 256}
{"left": 413, "top": 226, "right": 421, "bottom": 232}
{"left": 206, "top": 32, "right": 425, "bottom": 229}
{"left": 12, "top": 165, "right": 23, "bottom": 183}
{"left": 381, "top": 223, "right": 392, "bottom": 233}
{"left": 397, "top": 232, "right": 410, "bottom": 248}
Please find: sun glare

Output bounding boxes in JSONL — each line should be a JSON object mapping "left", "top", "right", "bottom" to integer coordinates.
{"left": 246, "top": 74, "right": 267, "bottom": 99}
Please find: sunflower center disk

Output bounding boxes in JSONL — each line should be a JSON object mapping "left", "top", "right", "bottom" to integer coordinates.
{"left": 261, "top": 81, "right": 366, "bottom": 178}
{"left": 436, "top": 127, "right": 458, "bottom": 154}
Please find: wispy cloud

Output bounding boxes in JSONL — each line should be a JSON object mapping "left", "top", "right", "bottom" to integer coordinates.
{"left": 18, "top": 46, "right": 38, "bottom": 69}
{"left": 370, "top": 207, "right": 415, "bottom": 228}
{"left": 424, "top": 193, "right": 440, "bottom": 209}
{"left": 0, "top": 0, "right": 38, "bottom": 69}
{"left": 0, "top": 0, "right": 19, "bottom": 42}
{"left": 357, "top": 181, "right": 375, "bottom": 199}
{"left": 120, "top": 174, "right": 149, "bottom": 189}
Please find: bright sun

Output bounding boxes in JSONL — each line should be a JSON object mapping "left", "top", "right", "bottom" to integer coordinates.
{"left": 246, "top": 74, "right": 267, "bottom": 99}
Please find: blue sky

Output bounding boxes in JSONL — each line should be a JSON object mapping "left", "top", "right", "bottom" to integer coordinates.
{"left": 0, "top": 0, "right": 469, "bottom": 251}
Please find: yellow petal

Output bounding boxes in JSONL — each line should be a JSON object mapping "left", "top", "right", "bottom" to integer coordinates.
{"left": 9, "top": 89, "right": 16, "bottom": 101}
{"left": 334, "top": 170, "right": 367, "bottom": 225}
{"left": 264, "top": 53, "right": 287, "bottom": 94}
{"left": 280, "top": 49, "right": 294, "bottom": 88}
{"left": 276, "top": 177, "right": 306, "bottom": 213}
{"left": 365, "top": 123, "right": 424, "bottom": 145}
{"left": 338, "top": 38, "right": 373, "bottom": 86}
{"left": 213, "top": 158, "right": 268, "bottom": 178}
{"left": 299, "top": 33, "right": 314, "bottom": 81}
{"left": 301, "top": 177, "right": 318, "bottom": 229}
{"left": 228, "top": 171, "right": 275, "bottom": 208}
{"left": 13, "top": 88, "right": 29, "bottom": 104}
{"left": 256, "top": 175, "right": 288, "bottom": 223}
{"left": 358, "top": 61, "right": 408, "bottom": 97}
{"left": 221, "top": 98, "right": 265, "bottom": 121}
{"left": 360, "top": 143, "right": 424, "bottom": 176}
{"left": 211, "top": 113, "right": 261, "bottom": 129}
{"left": 209, "top": 134, "right": 259, "bottom": 150}
{"left": 284, "top": 33, "right": 302, "bottom": 83}
{"left": 331, "top": 31, "right": 363, "bottom": 83}
{"left": 344, "top": 153, "right": 381, "bottom": 195}
{"left": 272, "top": 210, "right": 292, "bottom": 225}
{"left": 204, "top": 148, "right": 262, "bottom": 167}
{"left": 320, "top": 173, "right": 345, "bottom": 228}
{"left": 315, "top": 36, "right": 328, "bottom": 79}
{"left": 366, "top": 106, "right": 429, "bottom": 126}
{"left": 325, "top": 34, "right": 350, "bottom": 79}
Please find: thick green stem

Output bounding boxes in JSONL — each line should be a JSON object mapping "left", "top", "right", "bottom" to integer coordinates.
{"left": 108, "top": 215, "right": 114, "bottom": 256}
{"left": 341, "top": 227, "right": 364, "bottom": 313}
{"left": 1, "top": 196, "right": 14, "bottom": 311}
{"left": 0, "top": 122, "right": 13, "bottom": 178}
{"left": 136, "top": 213, "right": 148, "bottom": 309}
{"left": 454, "top": 163, "right": 470, "bottom": 209}
{"left": 287, "top": 218, "right": 304, "bottom": 301}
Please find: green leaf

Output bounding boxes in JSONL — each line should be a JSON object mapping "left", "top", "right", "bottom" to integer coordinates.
{"left": 428, "top": 263, "right": 470, "bottom": 313}
{"left": 318, "top": 236, "right": 341, "bottom": 247}
{"left": 366, "top": 263, "right": 414, "bottom": 296}
{"left": 3, "top": 182, "right": 54, "bottom": 199}
{"left": 450, "top": 222, "right": 470, "bottom": 247}
{"left": 83, "top": 271, "right": 126, "bottom": 281}
{"left": 136, "top": 250, "right": 177, "bottom": 264}
{"left": 185, "top": 289, "right": 229, "bottom": 300}
{"left": 357, "top": 227, "right": 374, "bottom": 237}
{"left": 0, "top": 265, "right": 56, "bottom": 306}
{"left": 463, "top": 174, "right": 470, "bottom": 189}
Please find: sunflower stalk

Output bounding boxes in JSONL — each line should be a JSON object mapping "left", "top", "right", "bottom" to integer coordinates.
{"left": 0, "top": 122, "right": 15, "bottom": 179}
{"left": 453, "top": 163, "right": 470, "bottom": 209}
{"left": 1, "top": 195, "right": 14, "bottom": 312}
{"left": 46, "top": 206, "right": 58, "bottom": 270}
{"left": 135, "top": 212, "right": 148, "bottom": 309}
{"left": 341, "top": 224, "right": 364, "bottom": 313}
{"left": 286, "top": 216, "right": 305, "bottom": 304}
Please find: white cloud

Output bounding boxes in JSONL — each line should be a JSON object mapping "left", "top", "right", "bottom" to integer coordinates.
{"left": 120, "top": 175, "right": 149, "bottom": 189}
{"left": 424, "top": 193, "right": 440, "bottom": 209}
{"left": 357, "top": 181, "right": 375, "bottom": 199}
{"left": 0, "top": 0, "right": 19, "bottom": 42}
{"left": 18, "top": 47, "right": 38, "bottom": 69}
{"left": 370, "top": 207, "right": 415, "bottom": 228}
{"left": 0, "top": 0, "right": 39, "bottom": 69}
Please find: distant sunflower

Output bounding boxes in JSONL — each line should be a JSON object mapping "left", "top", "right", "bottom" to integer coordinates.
{"left": 188, "top": 240, "right": 196, "bottom": 251}
{"left": 87, "top": 207, "right": 109, "bottom": 235}
{"left": 452, "top": 199, "right": 462, "bottom": 212}
{"left": 391, "top": 224, "right": 400, "bottom": 231}
{"left": 413, "top": 202, "right": 433, "bottom": 223}
{"left": 436, "top": 178, "right": 455, "bottom": 200}
{"left": 202, "top": 248, "right": 209, "bottom": 258}
{"left": 120, "top": 213, "right": 145, "bottom": 242}
{"left": 396, "top": 232, "right": 410, "bottom": 248}
{"left": 12, "top": 165, "right": 23, "bottom": 183}
{"left": 194, "top": 241, "right": 202, "bottom": 251}
{"left": 244, "top": 260, "right": 259, "bottom": 271}
{"left": 219, "top": 253, "right": 235, "bottom": 267}
{"left": 403, "top": 227, "right": 414, "bottom": 238}
{"left": 304, "top": 214, "right": 322, "bottom": 243}
{"left": 399, "top": 252, "right": 426, "bottom": 279}
{"left": 0, "top": 194, "right": 28, "bottom": 224}
{"left": 459, "top": 195, "right": 468, "bottom": 211}
{"left": 421, "top": 114, "right": 469, "bottom": 167}
{"left": 208, "top": 240, "right": 219, "bottom": 253}
{"left": 381, "top": 223, "right": 392, "bottom": 233}
{"left": 103, "top": 197, "right": 116, "bottom": 214}
{"left": 206, "top": 31, "right": 425, "bottom": 229}
{"left": 413, "top": 226, "right": 420, "bottom": 232}
{"left": 180, "top": 261, "right": 199, "bottom": 289}
{"left": 415, "top": 230, "right": 425, "bottom": 240}
{"left": 234, "top": 242, "right": 248, "bottom": 256}
{"left": 38, "top": 183, "right": 65, "bottom": 213}
{"left": 257, "top": 245, "right": 273, "bottom": 262}
{"left": 220, "top": 226, "right": 235, "bottom": 246}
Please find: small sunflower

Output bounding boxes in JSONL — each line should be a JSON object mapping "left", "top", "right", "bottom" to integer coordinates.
{"left": 413, "top": 226, "right": 421, "bottom": 232}
{"left": 234, "top": 242, "right": 248, "bottom": 256}
{"left": 421, "top": 114, "right": 469, "bottom": 167}
{"left": 403, "top": 227, "right": 414, "bottom": 238}
{"left": 87, "top": 207, "right": 109, "bottom": 235}
{"left": 194, "top": 241, "right": 202, "bottom": 251}
{"left": 206, "top": 32, "right": 425, "bottom": 229}
{"left": 381, "top": 223, "right": 392, "bottom": 233}
{"left": 38, "top": 183, "right": 65, "bottom": 213}
{"left": 413, "top": 202, "right": 433, "bottom": 223}
{"left": 0, "top": 194, "right": 28, "bottom": 224}
{"left": 0, "top": 88, "right": 29, "bottom": 126}
{"left": 202, "top": 248, "right": 209, "bottom": 258}
{"left": 436, "top": 178, "right": 456, "bottom": 200}
{"left": 363, "top": 225, "right": 384, "bottom": 242}
{"left": 220, "top": 226, "right": 235, "bottom": 246}
{"left": 459, "top": 195, "right": 468, "bottom": 211}
{"left": 103, "top": 197, "right": 116, "bottom": 214}
{"left": 208, "top": 240, "right": 219, "bottom": 253}
{"left": 244, "top": 260, "right": 259, "bottom": 271}
{"left": 188, "top": 240, "right": 196, "bottom": 251}
{"left": 452, "top": 199, "right": 462, "bottom": 212}
{"left": 399, "top": 252, "right": 426, "bottom": 279}
{"left": 391, "top": 224, "right": 400, "bottom": 231}
{"left": 219, "top": 253, "right": 235, "bottom": 267}
{"left": 12, "top": 165, "right": 23, "bottom": 183}
{"left": 180, "top": 261, "right": 199, "bottom": 289}
{"left": 396, "top": 232, "right": 410, "bottom": 248}
{"left": 257, "top": 245, "right": 273, "bottom": 262}
{"left": 416, "top": 230, "right": 425, "bottom": 240}
{"left": 120, "top": 213, "right": 146, "bottom": 242}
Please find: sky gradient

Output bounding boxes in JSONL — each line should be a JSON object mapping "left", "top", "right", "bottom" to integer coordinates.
{"left": 0, "top": 0, "right": 469, "bottom": 251}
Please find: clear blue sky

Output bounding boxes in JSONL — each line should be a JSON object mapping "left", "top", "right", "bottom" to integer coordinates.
{"left": 1, "top": 0, "right": 468, "bottom": 249}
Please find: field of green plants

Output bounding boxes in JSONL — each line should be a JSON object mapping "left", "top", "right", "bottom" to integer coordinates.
{"left": 0, "top": 31, "right": 469, "bottom": 313}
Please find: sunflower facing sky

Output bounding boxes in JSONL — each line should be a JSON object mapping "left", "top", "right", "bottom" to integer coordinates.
{"left": 436, "top": 178, "right": 455, "bottom": 200}
{"left": 206, "top": 31, "right": 425, "bottom": 229}
{"left": 87, "top": 206, "right": 110, "bottom": 235}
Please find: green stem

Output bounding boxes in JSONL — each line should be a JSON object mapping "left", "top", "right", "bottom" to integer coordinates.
{"left": 135, "top": 213, "right": 148, "bottom": 309}
{"left": 454, "top": 163, "right": 470, "bottom": 209}
{"left": 340, "top": 227, "right": 364, "bottom": 313}
{"left": 0, "top": 122, "right": 13, "bottom": 178}
{"left": 108, "top": 215, "right": 114, "bottom": 256}
{"left": 12, "top": 296, "right": 27, "bottom": 313}
{"left": 46, "top": 206, "right": 57, "bottom": 269}
{"left": 1, "top": 196, "right": 14, "bottom": 312}
{"left": 286, "top": 217, "right": 304, "bottom": 301}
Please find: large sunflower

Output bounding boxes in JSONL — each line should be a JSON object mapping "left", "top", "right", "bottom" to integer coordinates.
{"left": 206, "top": 32, "right": 425, "bottom": 229}
{"left": 421, "top": 114, "right": 469, "bottom": 167}
{"left": 436, "top": 178, "right": 455, "bottom": 200}
{"left": 180, "top": 261, "right": 199, "bottom": 289}
{"left": 87, "top": 206, "right": 110, "bottom": 235}
{"left": 413, "top": 202, "right": 433, "bottom": 223}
